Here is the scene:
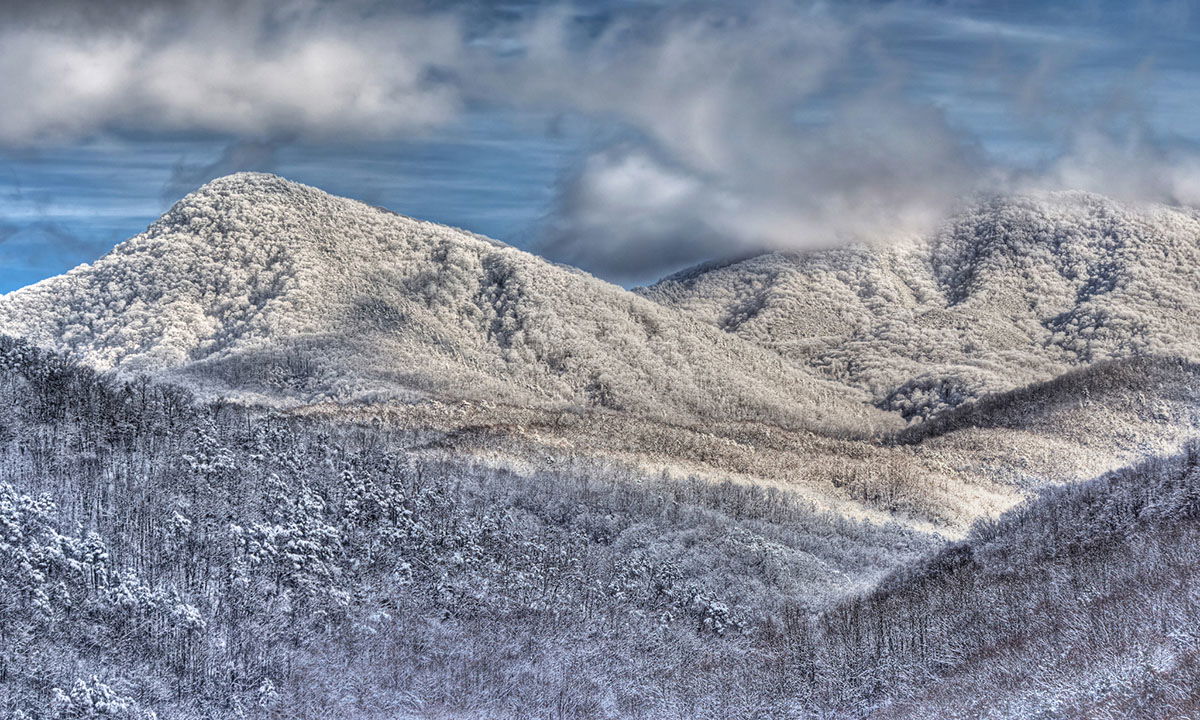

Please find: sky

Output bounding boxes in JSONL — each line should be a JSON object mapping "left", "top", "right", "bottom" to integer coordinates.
{"left": 3, "top": 0, "right": 1200, "bottom": 291}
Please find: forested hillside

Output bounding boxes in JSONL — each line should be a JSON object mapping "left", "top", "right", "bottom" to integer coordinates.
{"left": 643, "top": 192, "right": 1200, "bottom": 420}
{"left": 0, "top": 336, "right": 931, "bottom": 719}
{"left": 294, "top": 354, "right": 1200, "bottom": 535}
{"left": 2, "top": 336, "right": 1198, "bottom": 719}
{"left": 4, "top": 175, "right": 1200, "bottom": 718}
{"left": 814, "top": 442, "right": 1200, "bottom": 719}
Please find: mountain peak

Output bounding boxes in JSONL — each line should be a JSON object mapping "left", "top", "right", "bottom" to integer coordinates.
{"left": 0, "top": 175, "right": 886, "bottom": 430}
{"left": 173, "top": 172, "right": 319, "bottom": 212}
{"left": 196, "top": 170, "right": 291, "bottom": 190}
{"left": 153, "top": 172, "right": 356, "bottom": 237}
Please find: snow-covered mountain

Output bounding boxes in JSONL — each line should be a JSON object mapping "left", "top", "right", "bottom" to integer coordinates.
{"left": 642, "top": 192, "right": 1200, "bottom": 419}
{"left": 0, "top": 173, "right": 887, "bottom": 430}
{"left": 5, "top": 177, "right": 1200, "bottom": 720}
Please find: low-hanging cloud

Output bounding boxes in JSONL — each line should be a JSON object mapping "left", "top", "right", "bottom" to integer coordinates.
{"left": 1029, "top": 122, "right": 1200, "bottom": 209}
{"left": 4, "top": 0, "right": 1200, "bottom": 283}
{"left": 518, "top": 2, "right": 1200, "bottom": 281}
{"left": 495, "top": 3, "right": 994, "bottom": 281}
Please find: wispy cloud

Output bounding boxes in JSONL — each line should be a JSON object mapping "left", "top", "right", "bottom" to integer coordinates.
{"left": 514, "top": 2, "right": 1200, "bottom": 280}
{"left": 162, "top": 139, "right": 283, "bottom": 202}
{"left": 501, "top": 3, "right": 992, "bottom": 279}
{"left": 0, "top": 219, "right": 112, "bottom": 274}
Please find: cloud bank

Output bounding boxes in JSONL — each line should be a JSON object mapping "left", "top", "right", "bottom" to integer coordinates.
{"left": 3, "top": 0, "right": 1200, "bottom": 283}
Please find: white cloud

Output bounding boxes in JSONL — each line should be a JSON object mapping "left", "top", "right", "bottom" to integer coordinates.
{"left": 0, "top": 1, "right": 465, "bottom": 144}
{"left": 1034, "top": 126, "right": 1200, "bottom": 207}
{"left": 518, "top": 4, "right": 993, "bottom": 279}
{"left": 538, "top": 145, "right": 735, "bottom": 283}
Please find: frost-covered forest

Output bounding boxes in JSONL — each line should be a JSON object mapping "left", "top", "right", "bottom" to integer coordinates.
{"left": 0, "top": 174, "right": 884, "bottom": 432}
{"left": 3, "top": 336, "right": 1200, "bottom": 719}
{"left": 0, "top": 336, "right": 931, "bottom": 718}
{"left": 5, "top": 0, "right": 1200, "bottom": 708}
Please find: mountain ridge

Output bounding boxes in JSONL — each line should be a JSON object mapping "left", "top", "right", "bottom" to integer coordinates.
{"left": 3, "top": 179, "right": 1200, "bottom": 720}
{"left": 641, "top": 191, "right": 1200, "bottom": 419}
{"left": 0, "top": 172, "right": 889, "bottom": 431}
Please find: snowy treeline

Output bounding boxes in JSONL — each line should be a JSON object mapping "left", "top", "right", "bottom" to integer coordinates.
{"left": 5, "top": 174, "right": 1200, "bottom": 437}
{"left": 888, "top": 354, "right": 1200, "bottom": 445}
{"left": 2, "top": 336, "right": 1198, "bottom": 719}
{"left": 814, "top": 442, "right": 1200, "bottom": 718}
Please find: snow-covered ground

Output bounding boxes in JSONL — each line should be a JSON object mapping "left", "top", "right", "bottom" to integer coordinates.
{"left": 3, "top": 175, "right": 1200, "bottom": 718}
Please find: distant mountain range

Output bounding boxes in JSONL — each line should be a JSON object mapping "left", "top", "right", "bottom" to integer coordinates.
{"left": 8, "top": 176, "right": 1200, "bottom": 432}
{"left": 6, "top": 173, "right": 1200, "bottom": 527}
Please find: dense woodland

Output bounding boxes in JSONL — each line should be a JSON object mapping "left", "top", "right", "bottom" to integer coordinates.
{"left": 0, "top": 335, "right": 924, "bottom": 719}
{"left": 1, "top": 335, "right": 1197, "bottom": 719}
{"left": 815, "top": 444, "right": 1200, "bottom": 718}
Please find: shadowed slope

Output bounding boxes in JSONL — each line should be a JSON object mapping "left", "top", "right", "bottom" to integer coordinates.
{"left": 891, "top": 356, "right": 1200, "bottom": 445}
{"left": 812, "top": 441, "right": 1200, "bottom": 718}
{"left": 288, "top": 355, "right": 1200, "bottom": 536}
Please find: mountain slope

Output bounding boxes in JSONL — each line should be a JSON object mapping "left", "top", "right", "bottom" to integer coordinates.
{"left": 641, "top": 192, "right": 1200, "bottom": 419}
{"left": 3, "top": 331, "right": 1192, "bottom": 718}
{"left": 0, "top": 173, "right": 889, "bottom": 431}
{"left": 0, "top": 335, "right": 936, "bottom": 720}
{"left": 325, "top": 354, "right": 1200, "bottom": 532}
{"left": 814, "top": 440, "right": 1200, "bottom": 719}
